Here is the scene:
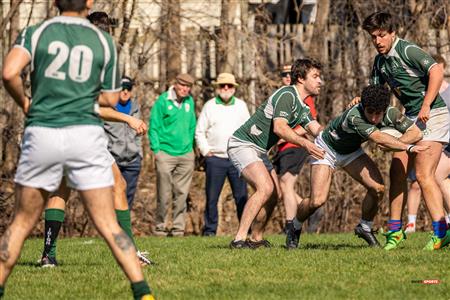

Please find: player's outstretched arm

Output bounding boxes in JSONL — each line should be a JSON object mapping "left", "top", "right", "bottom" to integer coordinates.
{"left": 2, "top": 48, "right": 31, "bottom": 113}
{"left": 99, "top": 107, "right": 147, "bottom": 135}
{"left": 98, "top": 91, "right": 120, "bottom": 108}
{"left": 273, "top": 118, "right": 325, "bottom": 159}
{"left": 369, "top": 130, "right": 429, "bottom": 153}
{"left": 398, "top": 124, "right": 423, "bottom": 144}
{"left": 305, "top": 120, "right": 323, "bottom": 137}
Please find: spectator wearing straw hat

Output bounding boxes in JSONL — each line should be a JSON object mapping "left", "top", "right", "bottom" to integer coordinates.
{"left": 149, "top": 73, "right": 196, "bottom": 237}
{"left": 195, "top": 73, "right": 250, "bottom": 236}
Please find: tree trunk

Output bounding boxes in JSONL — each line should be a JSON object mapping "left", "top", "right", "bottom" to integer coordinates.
{"left": 159, "top": 0, "right": 181, "bottom": 89}
{"left": 309, "top": 0, "right": 330, "bottom": 62}
{"left": 218, "top": 0, "right": 239, "bottom": 74}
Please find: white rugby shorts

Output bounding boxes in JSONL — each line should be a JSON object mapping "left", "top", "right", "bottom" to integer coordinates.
{"left": 310, "top": 132, "right": 364, "bottom": 169}
{"left": 227, "top": 136, "right": 273, "bottom": 175}
{"left": 15, "top": 125, "right": 114, "bottom": 192}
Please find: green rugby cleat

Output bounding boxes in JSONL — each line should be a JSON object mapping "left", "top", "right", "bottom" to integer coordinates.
{"left": 383, "top": 230, "right": 406, "bottom": 251}
{"left": 423, "top": 231, "right": 450, "bottom": 251}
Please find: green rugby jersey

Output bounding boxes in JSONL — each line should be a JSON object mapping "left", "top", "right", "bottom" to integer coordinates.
{"left": 370, "top": 37, "right": 445, "bottom": 116}
{"left": 321, "top": 104, "right": 414, "bottom": 154}
{"left": 233, "top": 85, "right": 314, "bottom": 151}
{"left": 14, "top": 16, "right": 120, "bottom": 128}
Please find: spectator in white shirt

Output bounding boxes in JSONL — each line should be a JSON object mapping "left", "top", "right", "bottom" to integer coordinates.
{"left": 195, "top": 73, "right": 251, "bottom": 236}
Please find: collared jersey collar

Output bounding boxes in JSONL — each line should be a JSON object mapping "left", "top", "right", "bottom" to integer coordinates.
{"left": 385, "top": 37, "right": 400, "bottom": 57}
{"left": 215, "top": 96, "right": 235, "bottom": 105}
{"left": 292, "top": 84, "right": 308, "bottom": 102}
{"left": 53, "top": 15, "right": 92, "bottom": 26}
{"left": 167, "top": 86, "right": 178, "bottom": 101}
{"left": 167, "top": 85, "right": 190, "bottom": 108}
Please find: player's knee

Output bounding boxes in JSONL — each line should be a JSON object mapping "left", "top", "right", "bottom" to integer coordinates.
{"left": 415, "top": 170, "right": 432, "bottom": 185}
{"left": 258, "top": 180, "right": 274, "bottom": 199}
{"left": 310, "top": 196, "right": 326, "bottom": 209}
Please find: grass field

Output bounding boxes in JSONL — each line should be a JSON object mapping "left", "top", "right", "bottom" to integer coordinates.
{"left": 4, "top": 232, "right": 450, "bottom": 299}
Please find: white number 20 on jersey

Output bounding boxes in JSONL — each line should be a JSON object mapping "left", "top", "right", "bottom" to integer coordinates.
{"left": 44, "top": 41, "right": 93, "bottom": 82}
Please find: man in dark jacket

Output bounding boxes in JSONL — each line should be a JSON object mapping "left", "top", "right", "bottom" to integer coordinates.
{"left": 105, "top": 76, "right": 145, "bottom": 208}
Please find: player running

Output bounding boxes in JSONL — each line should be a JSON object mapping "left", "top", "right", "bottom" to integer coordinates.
{"left": 296, "top": 85, "right": 428, "bottom": 248}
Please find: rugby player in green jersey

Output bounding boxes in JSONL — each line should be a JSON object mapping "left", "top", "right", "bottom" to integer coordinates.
{"left": 363, "top": 11, "right": 450, "bottom": 250}
{"left": 296, "top": 85, "right": 428, "bottom": 247}
{"left": 0, "top": 1, "right": 153, "bottom": 299}
{"left": 227, "top": 58, "right": 325, "bottom": 248}
{"left": 39, "top": 11, "right": 152, "bottom": 269}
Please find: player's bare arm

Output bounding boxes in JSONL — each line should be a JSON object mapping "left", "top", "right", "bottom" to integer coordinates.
{"left": 2, "top": 48, "right": 31, "bottom": 114}
{"left": 305, "top": 120, "right": 323, "bottom": 137}
{"left": 418, "top": 63, "right": 444, "bottom": 123}
{"left": 98, "top": 91, "right": 120, "bottom": 108}
{"left": 398, "top": 124, "right": 423, "bottom": 144}
{"left": 273, "top": 118, "right": 325, "bottom": 159}
{"left": 99, "top": 107, "right": 147, "bottom": 135}
{"left": 369, "top": 130, "right": 428, "bottom": 153}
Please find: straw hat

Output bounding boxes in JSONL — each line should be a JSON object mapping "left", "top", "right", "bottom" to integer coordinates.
{"left": 281, "top": 65, "right": 292, "bottom": 73}
{"left": 212, "top": 73, "right": 239, "bottom": 87}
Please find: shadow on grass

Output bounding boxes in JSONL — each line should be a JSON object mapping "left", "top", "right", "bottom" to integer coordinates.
{"left": 16, "top": 261, "right": 41, "bottom": 267}
{"left": 208, "top": 243, "right": 367, "bottom": 250}
{"left": 17, "top": 260, "right": 104, "bottom": 267}
{"left": 209, "top": 244, "right": 235, "bottom": 250}
{"left": 301, "top": 243, "right": 367, "bottom": 250}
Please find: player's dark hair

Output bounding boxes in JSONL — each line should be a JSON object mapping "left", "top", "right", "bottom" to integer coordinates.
{"left": 362, "top": 11, "right": 396, "bottom": 33}
{"left": 432, "top": 54, "right": 447, "bottom": 69}
{"left": 291, "top": 58, "right": 322, "bottom": 85}
{"left": 55, "top": 0, "right": 87, "bottom": 13}
{"left": 361, "top": 85, "right": 391, "bottom": 113}
{"left": 87, "top": 11, "right": 110, "bottom": 33}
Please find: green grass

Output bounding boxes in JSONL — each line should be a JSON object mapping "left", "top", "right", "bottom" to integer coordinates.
{"left": 4, "top": 233, "right": 450, "bottom": 299}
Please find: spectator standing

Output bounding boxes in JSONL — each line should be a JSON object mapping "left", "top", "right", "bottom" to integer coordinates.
{"left": 195, "top": 73, "right": 250, "bottom": 236}
{"left": 280, "top": 64, "right": 292, "bottom": 86}
{"left": 105, "top": 76, "right": 144, "bottom": 209}
{"left": 149, "top": 74, "right": 196, "bottom": 237}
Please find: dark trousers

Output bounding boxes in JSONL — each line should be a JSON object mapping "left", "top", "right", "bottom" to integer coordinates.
{"left": 118, "top": 156, "right": 142, "bottom": 209}
{"left": 203, "top": 156, "right": 248, "bottom": 235}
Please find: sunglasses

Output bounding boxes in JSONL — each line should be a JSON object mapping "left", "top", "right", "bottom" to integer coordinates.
{"left": 281, "top": 72, "right": 291, "bottom": 78}
{"left": 219, "top": 84, "right": 234, "bottom": 89}
{"left": 122, "top": 87, "right": 132, "bottom": 92}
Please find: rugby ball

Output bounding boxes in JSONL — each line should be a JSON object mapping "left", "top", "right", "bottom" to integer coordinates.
{"left": 380, "top": 127, "right": 402, "bottom": 138}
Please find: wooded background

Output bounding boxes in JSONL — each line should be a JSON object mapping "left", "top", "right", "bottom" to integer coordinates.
{"left": 1, "top": 0, "right": 449, "bottom": 237}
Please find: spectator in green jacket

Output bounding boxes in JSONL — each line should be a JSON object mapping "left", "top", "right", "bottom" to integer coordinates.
{"left": 149, "top": 73, "right": 196, "bottom": 237}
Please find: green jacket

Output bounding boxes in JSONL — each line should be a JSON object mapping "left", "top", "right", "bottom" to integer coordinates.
{"left": 149, "top": 86, "right": 196, "bottom": 156}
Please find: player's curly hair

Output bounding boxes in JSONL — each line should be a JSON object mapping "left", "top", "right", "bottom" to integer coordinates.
{"left": 87, "top": 11, "right": 111, "bottom": 33}
{"left": 55, "top": 0, "right": 86, "bottom": 13}
{"left": 362, "top": 11, "right": 397, "bottom": 33}
{"left": 361, "top": 85, "right": 391, "bottom": 113}
{"left": 290, "top": 58, "right": 322, "bottom": 85}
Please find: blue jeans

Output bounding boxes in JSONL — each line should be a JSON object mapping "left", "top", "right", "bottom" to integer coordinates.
{"left": 203, "top": 156, "right": 247, "bottom": 235}
{"left": 118, "top": 156, "right": 142, "bottom": 208}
